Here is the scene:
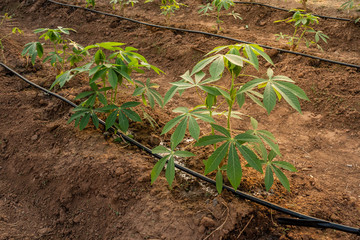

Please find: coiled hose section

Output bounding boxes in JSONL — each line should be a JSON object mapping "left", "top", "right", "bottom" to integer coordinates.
{"left": 1, "top": 61, "right": 359, "bottom": 235}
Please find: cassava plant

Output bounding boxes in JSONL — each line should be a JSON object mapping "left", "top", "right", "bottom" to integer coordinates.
{"left": 110, "top": 0, "right": 138, "bottom": 15}
{"left": 51, "top": 42, "right": 164, "bottom": 133}
{"left": 151, "top": 43, "right": 308, "bottom": 192}
{"left": 145, "top": 0, "right": 186, "bottom": 24}
{"left": 198, "top": 0, "right": 242, "bottom": 33}
{"left": 0, "top": 13, "right": 23, "bottom": 63}
{"left": 340, "top": 0, "right": 360, "bottom": 23}
{"left": 86, "top": 0, "right": 96, "bottom": 8}
{"left": 274, "top": 9, "right": 329, "bottom": 51}
{"left": 22, "top": 27, "right": 86, "bottom": 72}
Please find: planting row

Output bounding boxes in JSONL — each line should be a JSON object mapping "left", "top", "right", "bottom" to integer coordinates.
{"left": 0, "top": 20, "right": 311, "bottom": 194}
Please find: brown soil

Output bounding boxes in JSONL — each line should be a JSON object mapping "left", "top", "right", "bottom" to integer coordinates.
{"left": 0, "top": 0, "right": 359, "bottom": 239}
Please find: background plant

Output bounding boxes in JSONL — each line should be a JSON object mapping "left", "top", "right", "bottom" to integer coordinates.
{"left": 51, "top": 41, "right": 164, "bottom": 134}
{"left": 0, "top": 13, "right": 23, "bottom": 63}
{"left": 86, "top": 0, "right": 96, "bottom": 8}
{"left": 274, "top": 9, "right": 329, "bottom": 51}
{"left": 110, "top": 0, "right": 138, "bottom": 15}
{"left": 21, "top": 27, "right": 87, "bottom": 72}
{"left": 340, "top": 0, "right": 360, "bottom": 23}
{"left": 151, "top": 43, "right": 308, "bottom": 193}
{"left": 145, "top": 0, "right": 186, "bottom": 24}
{"left": 198, "top": 0, "right": 242, "bottom": 33}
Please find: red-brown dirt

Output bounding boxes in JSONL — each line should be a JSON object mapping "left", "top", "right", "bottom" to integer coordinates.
{"left": 0, "top": 0, "right": 359, "bottom": 239}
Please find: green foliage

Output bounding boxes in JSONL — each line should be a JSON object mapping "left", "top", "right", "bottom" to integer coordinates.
{"left": 0, "top": 14, "right": 23, "bottom": 63}
{"left": 341, "top": 0, "right": 360, "bottom": 10}
{"left": 146, "top": 0, "right": 186, "bottom": 23}
{"left": 198, "top": 0, "right": 242, "bottom": 32}
{"left": 110, "top": 0, "right": 138, "bottom": 14}
{"left": 274, "top": 9, "right": 329, "bottom": 51}
{"left": 57, "top": 42, "right": 163, "bottom": 132}
{"left": 340, "top": 0, "right": 360, "bottom": 22}
{"left": 152, "top": 43, "right": 306, "bottom": 192}
{"left": 151, "top": 145, "right": 195, "bottom": 187}
{"left": 133, "top": 79, "right": 164, "bottom": 108}
{"left": 22, "top": 27, "right": 86, "bottom": 71}
{"left": 86, "top": 0, "right": 96, "bottom": 8}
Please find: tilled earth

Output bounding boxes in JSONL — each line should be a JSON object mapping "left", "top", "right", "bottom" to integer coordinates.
{"left": 0, "top": 0, "right": 359, "bottom": 239}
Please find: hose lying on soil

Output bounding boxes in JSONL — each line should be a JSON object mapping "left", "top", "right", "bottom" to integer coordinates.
{"left": 1, "top": 61, "right": 359, "bottom": 236}
{"left": 46, "top": 0, "right": 360, "bottom": 69}
{"left": 234, "top": 1, "right": 353, "bottom": 22}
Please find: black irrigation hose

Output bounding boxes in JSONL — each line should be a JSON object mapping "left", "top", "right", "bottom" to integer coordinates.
{"left": 46, "top": 0, "right": 360, "bottom": 69}
{"left": 234, "top": 1, "right": 353, "bottom": 22}
{"left": 1, "top": 61, "right": 359, "bottom": 236}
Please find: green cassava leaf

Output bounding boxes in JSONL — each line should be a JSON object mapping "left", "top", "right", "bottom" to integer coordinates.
{"left": 227, "top": 143, "right": 242, "bottom": 189}
{"left": 272, "top": 161, "right": 297, "bottom": 172}
{"left": 265, "top": 165, "right": 274, "bottom": 191}
{"left": 237, "top": 145, "right": 263, "bottom": 173}
{"left": 170, "top": 118, "right": 187, "bottom": 148}
{"left": 204, "top": 142, "right": 230, "bottom": 174}
{"left": 272, "top": 165, "right": 290, "bottom": 191}
{"left": 151, "top": 155, "right": 169, "bottom": 184}
{"left": 216, "top": 170, "right": 223, "bottom": 194}
{"left": 165, "top": 156, "right": 175, "bottom": 187}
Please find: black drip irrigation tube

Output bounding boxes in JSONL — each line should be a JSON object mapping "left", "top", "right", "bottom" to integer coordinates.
{"left": 46, "top": 0, "right": 360, "bottom": 70}
{"left": 234, "top": 1, "right": 353, "bottom": 22}
{"left": 1, "top": 61, "right": 360, "bottom": 236}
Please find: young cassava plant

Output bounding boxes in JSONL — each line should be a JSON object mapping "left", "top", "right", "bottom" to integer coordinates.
{"left": 151, "top": 43, "right": 308, "bottom": 193}
{"left": 275, "top": 9, "right": 329, "bottom": 51}
{"left": 0, "top": 13, "right": 23, "bottom": 63}
{"left": 22, "top": 27, "right": 86, "bottom": 72}
{"left": 52, "top": 41, "right": 164, "bottom": 134}
{"left": 145, "top": 0, "right": 186, "bottom": 24}
{"left": 198, "top": 0, "right": 242, "bottom": 33}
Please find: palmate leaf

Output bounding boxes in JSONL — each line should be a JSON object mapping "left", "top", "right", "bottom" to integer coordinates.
{"left": 151, "top": 145, "right": 194, "bottom": 186}
{"left": 51, "top": 70, "right": 73, "bottom": 89}
{"left": 133, "top": 79, "right": 164, "bottom": 108}
{"left": 21, "top": 42, "right": 43, "bottom": 65}
{"left": 239, "top": 71, "right": 308, "bottom": 114}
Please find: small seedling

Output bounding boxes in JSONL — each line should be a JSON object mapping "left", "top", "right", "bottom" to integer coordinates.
{"left": 274, "top": 9, "right": 329, "bottom": 51}
{"left": 340, "top": 0, "right": 360, "bottom": 23}
{"left": 110, "top": 0, "right": 138, "bottom": 15}
{"left": 198, "top": 0, "right": 242, "bottom": 33}
{"left": 146, "top": 0, "right": 186, "bottom": 24}
{"left": 0, "top": 14, "right": 23, "bottom": 63}
{"left": 22, "top": 27, "right": 86, "bottom": 72}
{"left": 86, "top": 0, "right": 96, "bottom": 8}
